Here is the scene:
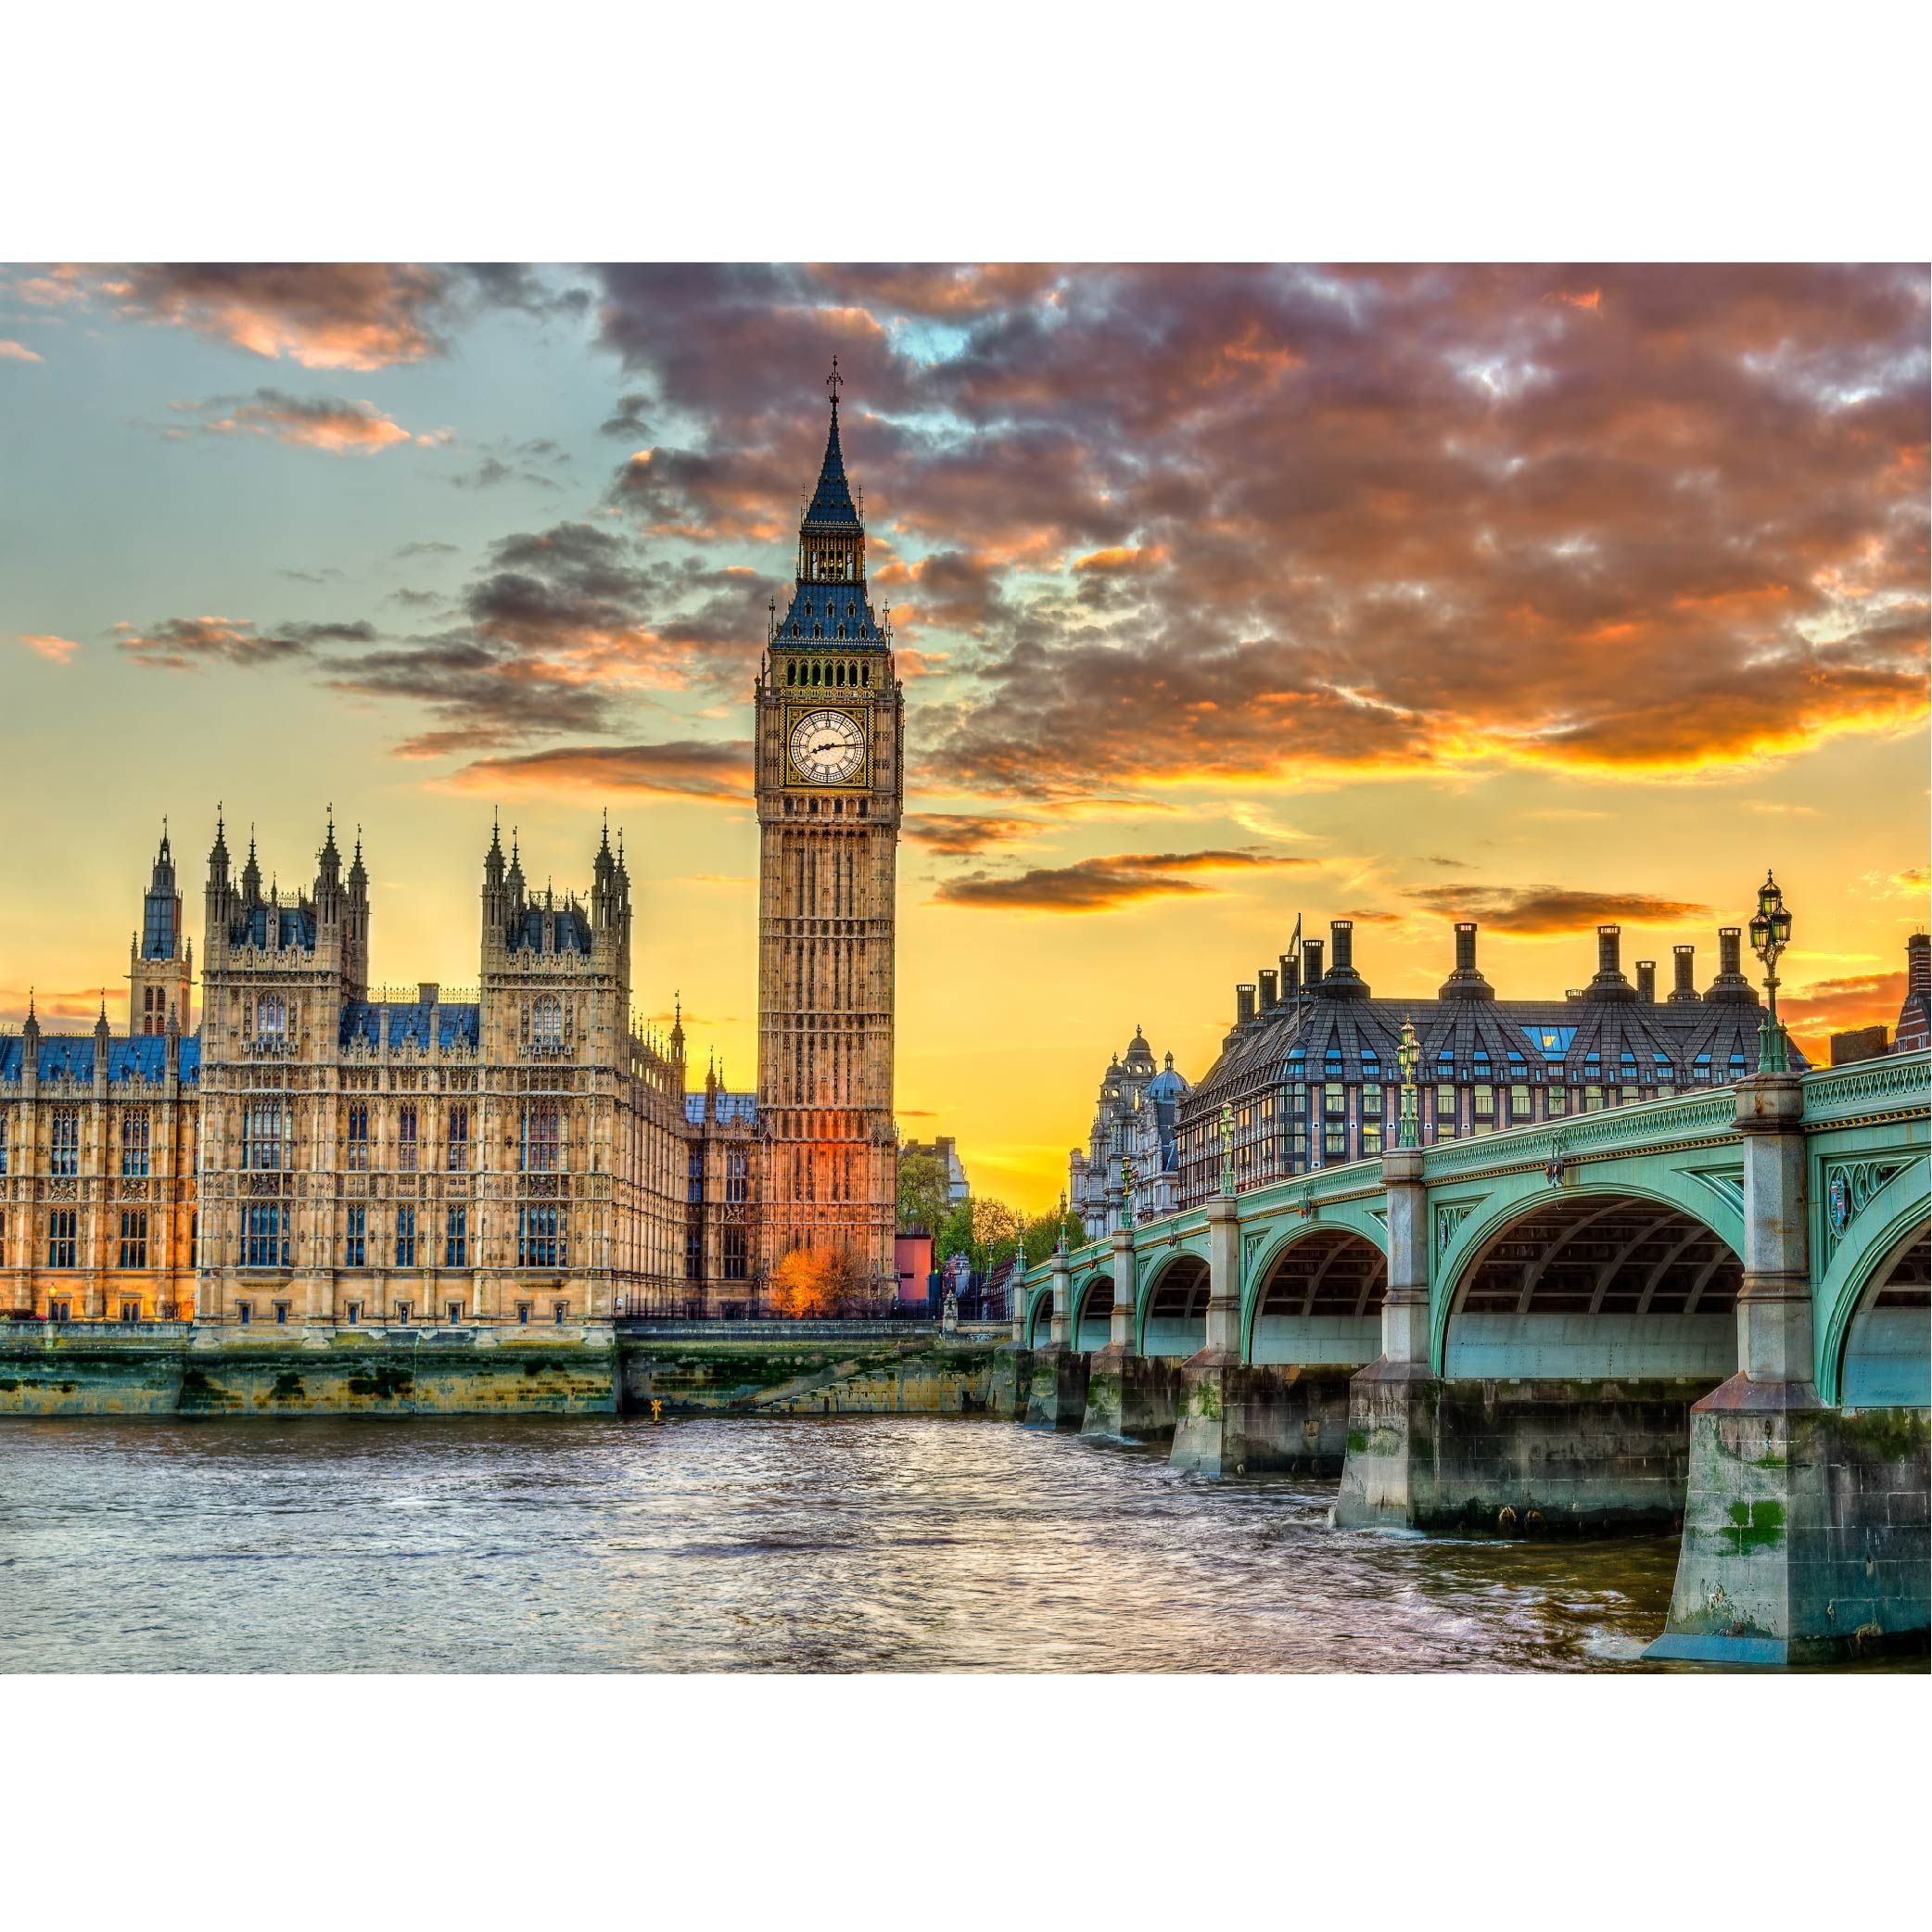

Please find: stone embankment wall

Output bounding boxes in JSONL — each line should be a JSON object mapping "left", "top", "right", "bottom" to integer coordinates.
{"left": 0, "top": 1325, "right": 1005, "bottom": 1418}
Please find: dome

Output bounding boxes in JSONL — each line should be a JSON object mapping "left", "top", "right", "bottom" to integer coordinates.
{"left": 1122, "top": 1025, "right": 1156, "bottom": 1066}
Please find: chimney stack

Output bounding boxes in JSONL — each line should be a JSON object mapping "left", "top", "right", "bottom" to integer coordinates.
{"left": 1258, "top": 968, "right": 1278, "bottom": 1012}
{"left": 1237, "top": 984, "right": 1256, "bottom": 1024}
{"left": 1707, "top": 926, "right": 1758, "bottom": 1004}
{"left": 1279, "top": 952, "right": 1301, "bottom": 1000}
{"left": 1586, "top": 923, "right": 1636, "bottom": 1002}
{"left": 1439, "top": 920, "right": 1494, "bottom": 1001}
{"left": 1635, "top": 959, "right": 1657, "bottom": 1003}
{"left": 1318, "top": 919, "right": 1369, "bottom": 999}
{"left": 1910, "top": 932, "right": 1930, "bottom": 1000}
{"left": 1670, "top": 944, "right": 1699, "bottom": 1002}
{"left": 1303, "top": 939, "right": 1324, "bottom": 990}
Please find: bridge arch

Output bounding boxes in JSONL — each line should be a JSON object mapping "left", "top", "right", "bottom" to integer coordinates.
{"left": 1435, "top": 1187, "right": 1742, "bottom": 1382}
{"left": 1817, "top": 1159, "right": 1930, "bottom": 1405}
{"left": 1241, "top": 1225, "right": 1386, "bottom": 1367}
{"left": 1074, "top": 1272, "right": 1114, "bottom": 1352}
{"left": 1024, "top": 1279, "right": 1056, "bottom": 1349}
{"left": 1137, "top": 1250, "right": 1210, "bottom": 1357}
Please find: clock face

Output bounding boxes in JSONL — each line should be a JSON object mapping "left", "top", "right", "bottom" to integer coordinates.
{"left": 789, "top": 707, "right": 866, "bottom": 784}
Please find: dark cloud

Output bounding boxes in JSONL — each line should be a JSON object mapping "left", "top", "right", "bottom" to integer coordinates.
{"left": 114, "top": 615, "right": 375, "bottom": 672}
{"left": 448, "top": 436, "right": 572, "bottom": 491}
{"left": 393, "top": 540, "right": 459, "bottom": 559}
{"left": 600, "top": 391, "right": 653, "bottom": 439}
{"left": 450, "top": 739, "right": 751, "bottom": 802}
{"left": 903, "top": 813, "right": 1036, "bottom": 856}
{"left": 934, "top": 848, "right": 1315, "bottom": 913}
{"left": 1404, "top": 883, "right": 1711, "bottom": 934}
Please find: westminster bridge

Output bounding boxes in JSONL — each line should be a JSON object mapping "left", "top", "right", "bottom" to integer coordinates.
{"left": 1005, "top": 1051, "right": 1930, "bottom": 1664}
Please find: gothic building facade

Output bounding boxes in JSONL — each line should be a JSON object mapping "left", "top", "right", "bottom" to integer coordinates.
{"left": 752, "top": 365, "right": 901, "bottom": 1295}
{"left": 2, "top": 375, "right": 904, "bottom": 1325}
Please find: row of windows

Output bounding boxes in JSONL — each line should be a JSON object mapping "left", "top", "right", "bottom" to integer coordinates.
{"left": 2, "top": 1110, "right": 165, "bottom": 1177}
{"left": 686, "top": 1148, "right": 751, "bottom": 1204}
{"left": 25, "top": 1209, "right": 167, "bottom": 1269}
{"left": 228, "top": 1297, "right": 570, "bottom": 1327}
{"left": 237, "top": 1204, "right": 485, "bottom": 1271}
{"left": 784, "top": 655, "right": 872, "bottom": 684}
{"left": 235, "top": 1101, "right": 555, "bottom": 1174}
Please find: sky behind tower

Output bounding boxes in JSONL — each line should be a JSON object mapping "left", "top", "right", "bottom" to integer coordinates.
{"left": 2, "top": 262, "right": 1926, "bottom": 1209}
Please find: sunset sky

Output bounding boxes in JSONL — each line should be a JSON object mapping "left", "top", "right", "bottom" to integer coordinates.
{"left": 2, "top": 262, "right": 1926, "bottom": 1210}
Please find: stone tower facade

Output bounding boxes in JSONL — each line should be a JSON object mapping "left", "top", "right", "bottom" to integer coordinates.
{"left": 753, "top": 366, "right": 902, "bottom": 1296}
{"left": 128, "top": 823, "right": 193, "bottom": 1037}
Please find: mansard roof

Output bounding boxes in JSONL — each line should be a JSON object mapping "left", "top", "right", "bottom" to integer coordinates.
{"left": 1, "top": 1033, "right": 200, "bottom": 1086}
{"left": 1191, "top": 991, "right": 1796, "bottom": 1106}
{"left": 339, "top": 1001, "right": 481, "bottom": 1052}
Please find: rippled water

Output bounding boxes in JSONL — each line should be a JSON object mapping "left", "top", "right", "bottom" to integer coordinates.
{"left": 0, "top": 1415, "right": 1691, "bottom": 1672}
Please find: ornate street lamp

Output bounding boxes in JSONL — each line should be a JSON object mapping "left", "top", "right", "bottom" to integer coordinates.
{"left": 1120, "top": 1154, "right": 1137, "bottom": 1231}
{"left": 1748, "top": 868, "right": 1794, "bottom": 1074}
{"left": 1218, "top": 1100, "right": 1236, "bottom": 1195}
{"left": 1396, "top": 1014, "right": 1421, "bottom": 1150}
{"left": 1055, "top": 1188, "right": 1069, "bottom": 1255}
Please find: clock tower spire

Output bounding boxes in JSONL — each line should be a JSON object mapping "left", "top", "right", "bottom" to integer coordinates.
{"left": 754, "top": 365, "right": 903, "bottom": 1306}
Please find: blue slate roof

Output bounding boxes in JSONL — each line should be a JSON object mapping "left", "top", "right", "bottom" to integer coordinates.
{"left": 1, "top": 1032, "right": 200, "bottom": 1085}
{"left": 777, "top": 581, "right": 886, "bottom": 646}
{"left": 234, "top": 904, "right": 317, "bottom": 951}
{"left": 804, "top": 403, "right": 859, "bottom": 527}
{"left": 508, "top": 906, "right": 592, "bottom": 955}
{"left": 339, "top": 1002, "right": 481, "bottom": 1052}
{"left": 684, "top": 1091, "right": 757, "bottom": 1126}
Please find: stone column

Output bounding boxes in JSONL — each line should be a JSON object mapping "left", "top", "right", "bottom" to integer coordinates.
{"left": 1335, "top": 1148, "right": 1437, "bottom": 1528}
{"left": 1651, "top": 1072, "right": 1877, "bottom": 1663}
{"left": 1170, "top": 1194, "right": 1253, "bottom": 1473}
{"left": 1084, "top": 1228, "right": 1177, "bottom": 1443}
{"left": 992, "top": 1262, "right": 1035, "bottom": 1420}
{"left": 1023, "top": 1251, "right": 1087, "bottom": 1428}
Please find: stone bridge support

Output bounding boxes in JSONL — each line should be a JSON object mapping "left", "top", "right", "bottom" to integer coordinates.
{"left": 1082, "top": 1231, "right": 1178, "bottom": 1443}
{"left": 1170, "top": 1194, "right": 1338, "bottom": 1474}
{"left": 1024, "top": 1251, "right": 1087, "bottom": 1429}
{"left": 1653, "top": 1074, "right": 1929, "bottom": 1664}
{"left": 1335, "top": 1148, "right": 1436, "bottom": 1526}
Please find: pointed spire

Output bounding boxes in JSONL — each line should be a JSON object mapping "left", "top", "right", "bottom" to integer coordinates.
{"left": 803, "top": 362, "right": 859, "bottom": 527}
{"left": 23, "top": 986, "right": 39, "bottom": 1037}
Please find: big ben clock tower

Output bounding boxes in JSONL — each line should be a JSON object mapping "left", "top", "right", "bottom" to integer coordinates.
{"left": 754, "top": 362, "right": 902, "bottom": 1299}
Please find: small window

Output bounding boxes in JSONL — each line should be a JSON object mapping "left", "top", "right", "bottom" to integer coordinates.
{"left": 553, "top": 1302, "right": 566, "bottom": 1324}
{"left": 346, "top": 1302, "right": 361, "bottom": 1325}
{"left": 120, "top": 1300, "right": 140, "bottom": 1323}
{"left": 516, "top": 1303, "right": 532, "bottom": 1325}
{"left": 237, "top": 1303, "right": 252, "bottom": 1326}
{"left": 274, "top": 1303, "right": 290, "bottom": 1325}
{"left": 447, "top": 1302, "right": 464, "bottom": 1325}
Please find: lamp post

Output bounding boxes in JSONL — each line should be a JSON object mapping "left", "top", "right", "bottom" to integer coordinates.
{"left": 1120, "top": 1154, "right": 1137, "bottom": 1231}
{"left": 1218, "top": 1100, "right": 1236, "bottom": 1196}
{"left": 1396, "top": 1014, "right": 1421, "bottom": 1150}
{"left": 1055, "top": 1188, "right": 1069, "bottom": 1256}
{"left": 1748, "top": 869, "right": 1794, "bottom": 1074}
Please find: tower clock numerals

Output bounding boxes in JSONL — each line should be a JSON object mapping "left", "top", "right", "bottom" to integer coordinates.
{"left": 788, "top": 706, "right": 866, "bottom": 785}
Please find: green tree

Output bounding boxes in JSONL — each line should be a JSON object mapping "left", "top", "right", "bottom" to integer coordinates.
{"left": 1020, "top": 1206, "right": 1079, "bottom": 1266}
{"left": 896, "top": 1148, "right": 949, "bottom": 1235}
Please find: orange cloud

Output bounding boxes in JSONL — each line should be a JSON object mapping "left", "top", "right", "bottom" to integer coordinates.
{"left": 19, "top": 632, "right": 80, "bottom": 664}
{"left": 173, "top": 388, "right": 413, "bottom": 453}
{"left": 934, "top": 848, "right": 1315, "bottom": 913}
{"left": 0, "top": 339, "right": 43, "bottom": 362}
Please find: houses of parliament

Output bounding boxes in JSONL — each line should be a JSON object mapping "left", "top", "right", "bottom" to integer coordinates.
{"left": 0, "top": 377, "right": 902, "bottom": 1325}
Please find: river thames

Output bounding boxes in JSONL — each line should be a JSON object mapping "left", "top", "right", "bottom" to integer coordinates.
{"left": 0, "top": 1414, "right": 1712, "bottom": 1672}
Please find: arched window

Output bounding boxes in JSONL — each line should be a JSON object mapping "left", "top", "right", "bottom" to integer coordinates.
{"left": 532, "top": 995, "right": 563, "bottom": 1051}
{"left": 836, "top": 625, "right": 846, "bottom": 642}
{"left": 812, "top": 624, "right": 822, "bottom": 640}
{"left": 255, "top": 996, "right": 286, "bottom": 1046}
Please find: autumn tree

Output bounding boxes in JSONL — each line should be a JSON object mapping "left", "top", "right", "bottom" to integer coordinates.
{"left": 896, "top": 1148, "right": 949, "bottom": 1235}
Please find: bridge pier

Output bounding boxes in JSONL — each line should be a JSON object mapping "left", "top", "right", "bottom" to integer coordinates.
{"left": 1336, "top": 1148, "right": 1437, "bottom": 1525}
{"left": 1652, "top": 1074, "right": 1929, "bottom": 1663}
{"left": 989, "top": 1346, "right": 1034, "bottom": 1419}
{"left": 1024, "top": 1252, "right": 1088, "bottom": 1428}
{"left": 1084, "top": 1231, "right": 1179, "bottom": 1443}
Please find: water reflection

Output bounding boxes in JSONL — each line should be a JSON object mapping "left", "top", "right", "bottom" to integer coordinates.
{"left": 5, "top": 1415, "right": 1691, "bottom": 1673}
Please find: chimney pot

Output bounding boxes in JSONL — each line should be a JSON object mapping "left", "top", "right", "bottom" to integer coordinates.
{"left": 1719, "top": 926, "right": 1743, "bottom": 979}
{"left": 1303, "top": 939, "right": 1324, "bottom": 989}
{"left": 1237, "top": 984, "right": 1256, "bottom": 1024}
{"left": 1330, "top": 919, "right": 1354, "bottom": 972}
{"left": 1636, "top": 960, "right": 1656, "bottom": 1003}
{"left": 1258, "top": 969, "right": 1278, "bottom": 1012}
{"left": 1455, "top": 922, "right": 1477, "bottom": 973}
{"left": 1671, "top": 944, "right": 1697, "bottom": 1000}
{"left": 1279, "top": 952, "right": 1301, "bottom": 999}
{"left": 1597, "top": 924, "right": 1621, "bottom": 977}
